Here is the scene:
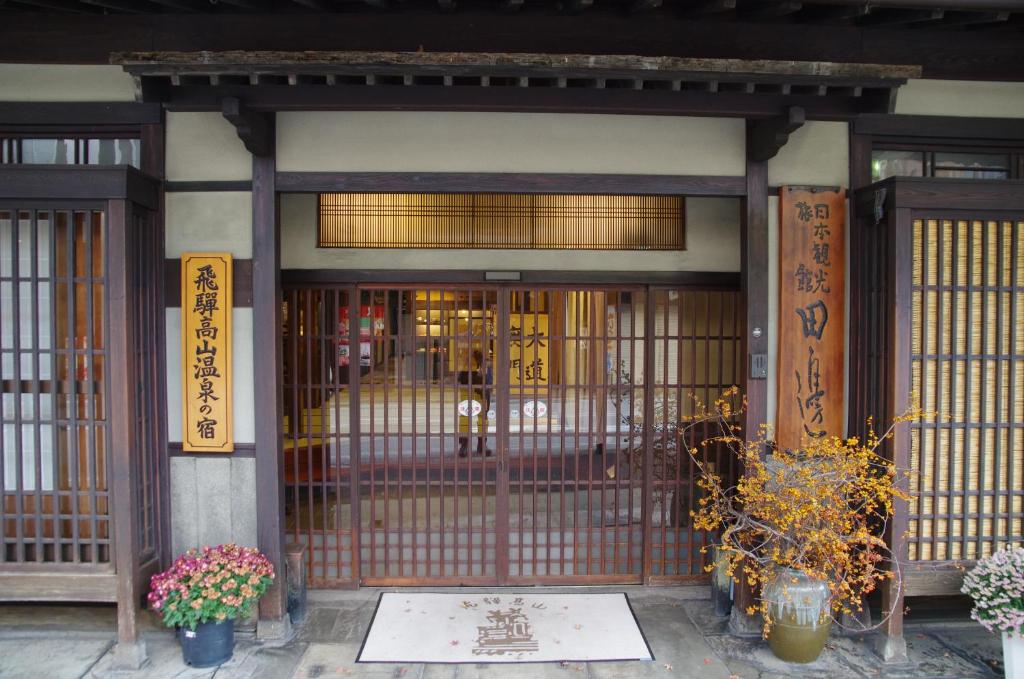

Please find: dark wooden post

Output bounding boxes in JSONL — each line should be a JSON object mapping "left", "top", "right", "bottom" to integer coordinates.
{"left": 876, "top": 205, "right": 913, "bottom": 663}
{"left": 730, "top": 120, "right": 769, "bottom": 635}
{"left": 252, "top": 120, "right": 288, "bottom": 634}
{"left": 107, "top": 199, "right": 147, "bottom": 668}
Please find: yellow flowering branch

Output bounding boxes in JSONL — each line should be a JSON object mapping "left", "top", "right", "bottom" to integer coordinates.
{"left": 678, "top": 387, "right": 924, "bottom": 638}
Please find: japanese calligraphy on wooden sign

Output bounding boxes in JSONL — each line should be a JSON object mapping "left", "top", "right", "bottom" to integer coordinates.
{"left": 181, "top": 253, "right": 233, "bottom": 453}
{"left": 510, "top": 314, "right": 549, "bottom": 389}
{"left": 776, "top": 187, "right": 845, "bottom": 452}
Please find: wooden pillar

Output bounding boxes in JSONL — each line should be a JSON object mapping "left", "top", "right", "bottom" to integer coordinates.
{"left": 876, "top": 205, "right": 913, "bottom": 663}
{"left": 731, "top": 120, "right": 769, "bottom": 635}
{"left": 252, "top": 121, "right": 288, "bottom": 632}
{"left": 107, "top": 199, "right": 147, "bottom": 668}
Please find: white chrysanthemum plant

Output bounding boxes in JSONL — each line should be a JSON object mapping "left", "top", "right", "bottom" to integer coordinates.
{"left": 961, "top": 545, "right": 1024, "bottom": 638}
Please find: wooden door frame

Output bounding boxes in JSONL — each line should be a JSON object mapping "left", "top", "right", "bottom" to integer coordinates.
{"left": 258, "top": 171, "right": 762, "bottom": 604}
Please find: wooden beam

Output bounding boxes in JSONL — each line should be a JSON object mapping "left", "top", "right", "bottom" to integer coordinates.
{"left": 79, "top": 0, "right": 150, "bottom": 12}
{"left": 747, "top": 105, "right": 805, "bottom": 161}
{"left": 159, "top": 84, "right": 895, "bottom": 121}
{"left": 630, "top": 0, "right": 663, "bottom": 12}
{"left": 502, "top": 0, "right": 524, "bottom": 11}
{"left": 145, "top": 0, "right": 210, "bottom": 11}
{"left": 563, "top": 0, "right": 593, "bottom": 13}
{"left": 216, "top": 0, "right": 269, "bottom": 8}
{"left": 0, "top": 573, "right": 118, "bottom": 601}
{"left": 740, "top": 0, "right": 803, "bottom": 18}
{"left": 276, "top": 171, "right": 747, "bottom": 196}
{"left": 934, "top": 9, "right": 1010, "bottom": 26}
{"left": 5, "top": 0, "right": 96, "bottom": 11}
{"left": 291, "top": 0, "right": 332, "bottom": 8}
{"left": 858, "top": 7, "right": 945, "bottom": 25}
{"left": 438, "top": 0, "right": 456, "bottom": 10}
{"left": 222, "top": 97, "right": 273, "bottom": 157}
{"left": 252, "top": 122, "right": 287, "bottom": 624}
{"left": 0, "top": 102, "right": 161, "bottom": 126}
{"left": 798, "top": 2, "right": 870, "bottom": 21}
{"left": 679, "top": 0, "right": 736, "bottom": 17}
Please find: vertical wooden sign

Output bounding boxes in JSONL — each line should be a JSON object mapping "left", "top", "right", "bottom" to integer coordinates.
{"left": 182, "top": 253, "right": 233, "bottom": 453}
{"left": 776, "top": 187, "right": 845, "bottom": 452}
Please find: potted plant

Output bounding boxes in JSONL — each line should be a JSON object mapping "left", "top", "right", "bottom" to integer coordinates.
{"left": 680, "top": 388, "right": 913, "bottom": 663}
{"left": 148, "top": 543, "right": 276, "bottom": 668}
{"left": 961, "top": 545, "right": 1024, "bottom": 678}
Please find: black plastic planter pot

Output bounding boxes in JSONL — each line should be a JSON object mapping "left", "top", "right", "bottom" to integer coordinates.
{"left": 180, "top": 619, "right": 235, "bottom": 668}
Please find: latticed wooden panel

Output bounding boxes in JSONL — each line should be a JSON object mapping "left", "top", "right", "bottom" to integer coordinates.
{"left": 908, "top": 217, "right": 1024, "bottom": 561}
{"left": 319, "top": 193, "right": 685, "bottom": 250}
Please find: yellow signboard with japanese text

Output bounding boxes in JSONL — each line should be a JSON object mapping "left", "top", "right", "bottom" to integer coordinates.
{"left": 181, "top": 253, "right": 233, "bottom": 453}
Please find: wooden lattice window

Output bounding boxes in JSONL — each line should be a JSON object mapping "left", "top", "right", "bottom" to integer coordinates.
{"left": 908, "top": 216, "right": 1024, "bottom": 561}
{"left": 318, "top": 193, "right": 685, "bottom": 250}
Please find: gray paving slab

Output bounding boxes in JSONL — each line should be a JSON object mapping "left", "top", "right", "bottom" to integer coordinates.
{"left": 294, "top": 642, "right": 416, "bottom": 679}
{"left": 0, "top": 589, "right": 1007, "bottom": 679}
{"left": 0, "top": 638, "right": 113, "bottom": 679}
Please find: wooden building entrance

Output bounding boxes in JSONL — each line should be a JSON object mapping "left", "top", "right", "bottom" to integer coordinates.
{"left": 282, "top": 281, "right": 742, "bottom": 587}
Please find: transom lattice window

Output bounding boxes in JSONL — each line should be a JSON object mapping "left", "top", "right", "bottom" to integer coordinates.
{"left": 872, "top": 146, "right": 1023, "bottom": 182}
{"left": 318, "top": 193, "right": 685, "bottom": 250}
{"left": 1, "top": 137, "right": 140, "bottom": 168}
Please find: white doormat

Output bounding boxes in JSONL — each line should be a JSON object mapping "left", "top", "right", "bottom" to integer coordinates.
{"left": 357, "top": 592, "right": 654, "bottom": 664}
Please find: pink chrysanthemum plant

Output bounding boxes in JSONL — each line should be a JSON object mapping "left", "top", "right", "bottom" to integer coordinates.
{"left": 961, "top": 545, "right": 1024, "bottom": 638}
{"left": 147, "top": 543, "right": 275, "bottom": 630}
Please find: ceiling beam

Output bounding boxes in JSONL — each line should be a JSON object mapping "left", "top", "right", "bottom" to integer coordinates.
{"left": 562, "top": 0, "right": 593, "bottom": 13}
{"left": 679, "top": 0, "right": 736, "bottom": 17}
{"left": 215, "top": 0, "right": 271, "bottom": 9}
{"left": 932, "top": 9, "right": 1010, "bottom": 25}
{"left": 857, "top": 7, "right": 946, "bottom": 24}
{"left": 222, "top": 96, "right": 273, "bottom": 156}
{"left": 290, "top": 0, "right": 332, "bottom": 9}
{"left": 630, "top": 0, "right": 663, "bottom": 12}
{"left": 146, "top": 0, "right": 211, "bottom": 10}
{"left": 5, "top": 0, "right": 97, "bottom": 11}
{"left": 748, "top": 105, "right": 805, "bottom": 161}
{"left": 739, "top": 0, "right": 803, "bottom": 18}
{"left": 797, "top": 3, "right": 870, "bottom": 21}
{"left": 501, "top": 0, "right": 524, "bottom": 11}
{"left": 79, "top": 0, "right": 151, "bottom": 12}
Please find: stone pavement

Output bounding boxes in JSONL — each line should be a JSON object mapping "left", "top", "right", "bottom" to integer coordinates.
{"left": 0, "top": 587, "right": 1004, "bottom": 679}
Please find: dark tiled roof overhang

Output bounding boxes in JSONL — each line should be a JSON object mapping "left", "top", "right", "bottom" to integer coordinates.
{"left": 116, "top": 50, "right": 920, "bottom": 120}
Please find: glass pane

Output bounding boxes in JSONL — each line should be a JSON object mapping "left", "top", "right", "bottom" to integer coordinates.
{"left": 87, "top": 138, "right": 141, "bottom": 168}
{"left": 0, "top": 282, "right": 10, "bottom": 349}
{"left": 21, "top": 139, "right": 75, "bottom": 165}
{"left": 36, "top": 213, "right": 50, "bottom": 278}
{"left": 934, "top": 152, "right": 1009, "bottom": 171}
{"left": 0, "top": 211, "right": 11, "bottom": 277}
{"left": 872, "top": 150, "right": 924, "bottom": 181}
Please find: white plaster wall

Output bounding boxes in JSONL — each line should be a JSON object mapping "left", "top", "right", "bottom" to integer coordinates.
{"left": 896, "top": 80, "right": 1024, "bottom": 118}
{"left": 166, "top": 112, "right": 253, "bottom": 181}
{"left": 165, "top": 192, "right": 254, "bottom": 258}
{"left": 281, "top": 193, "right": 741, "bottom": 272}
{"left": 277, "top": 112, "right": 746, "bottom": 176}
{"left": 0, "top": 64, "right": 136, "bottom": 102}
{"left": 167, "top": 308, "right": 256, "bottom": 444}
{"left": 768, "top": 121, "right": 849, "bottom": 188}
